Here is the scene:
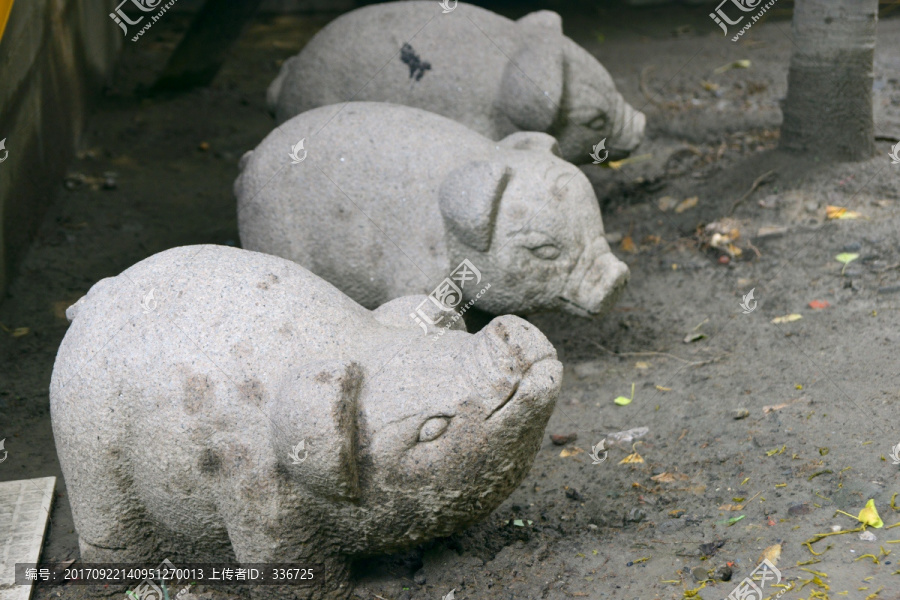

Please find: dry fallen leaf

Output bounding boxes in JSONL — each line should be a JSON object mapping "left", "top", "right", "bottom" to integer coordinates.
{"left": 658, "top": 196, "right": 678, "bottom": 212}
{"left": 826, "top": 205, "right": 863, "bottom": 220}
{"left": 759, "top": 543, "right": 782, "bottom": 566}
{"left": 674, "top": 196, "right": 699, "bottom": 213}
{"left": 621, "top": 235, "right": 637, "bottom": 253}
{"left": 772, "top": 314, "right": 802, "bottom": 324}
{"left": 651, "top": 472, "right": 689, "bottom": 483}
{"left": 635, "top": 361, "right": 650, "bottom": 370}
{"left": 719, "top": 504, "right": 745, "bottom": 511}
{"left": 809, "top": 300, "right": 830, "bottom": 309}
{"left": 763, "top": 403, "right": 789, "bottom": 413}
{"left": 619, "top": 452, "right": 645, "bottom": 464}
{"left": 655, "top": 385, "right": 672, "bottom": 392}
{"left": 560, "top": 447, "right": 585, "bottom": 458}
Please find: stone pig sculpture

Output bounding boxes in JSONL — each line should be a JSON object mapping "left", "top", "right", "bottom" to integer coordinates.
{"left": 266, "top": 2, "right": 646, "bottom": 165}
{"left": 50, "top": 245, "right": 562, "bottom": 600}
{"left": 236, "top": 102, "right": 629, "bottom": 319}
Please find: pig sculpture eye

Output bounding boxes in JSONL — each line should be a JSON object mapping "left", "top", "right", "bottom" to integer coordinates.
{"left": 418, "top": 416, "right": 451, "bottom": 443}
{"left": 527, "top": 244, "right": 562, "bottom": 260}
{"left": 586, "top": 113, "right": 608, "bottom": 131}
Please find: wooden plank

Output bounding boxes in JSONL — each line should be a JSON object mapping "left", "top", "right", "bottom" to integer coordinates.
{"left": 0, "top": 477, "right": 56, "bottom": 600}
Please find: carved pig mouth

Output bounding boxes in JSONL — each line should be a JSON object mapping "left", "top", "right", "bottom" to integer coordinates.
{"left": 557, "top": 295, "right": 601, "bottom": 317}
{"left": 485, "top": 355, "right": 557, "bottom": 421}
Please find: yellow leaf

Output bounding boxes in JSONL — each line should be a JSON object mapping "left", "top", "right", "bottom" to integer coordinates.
{"left": 719, "top": 504, "right": 744, "bottom": 511}
{"left": 674, "top": 196, "right": 699, "bottom": 213}
{"left": 651, "top": 472, "right": 689, "bottom": 483}
{"left": 607, "top": 153, "right": 653, "bottom": 170}
{"left": 860, "top": 499, "right": 884, "bottom": 529}
{"left": 560, "top": 447, "right": 585, "bottom": 458}
{"left": 635, "top": 361, "right": 650, "bottom": 370}
{"left": 826, "top": 205, "right": 863, "bottom": 220}
{"left": 760, "top": 543, "right": 782, "bottom": 566}
{"left": 620, "top": 235, "right": 637, "bottom": 253}
{"left": 619, "top": 452, "right": 644, "bottom": 464}
{"left": 772, "top": 314, "right": 802, "bottom": 324}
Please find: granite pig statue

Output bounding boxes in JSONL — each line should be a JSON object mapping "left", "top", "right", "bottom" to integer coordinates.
{"left": 266, "top": 2, "right": 645, "bottom": 164}
{"left": 50, "top": 245, "right": 561, "bottom": 600}
{"left": 236, "top": 102, "right": 629, "bottom": 319}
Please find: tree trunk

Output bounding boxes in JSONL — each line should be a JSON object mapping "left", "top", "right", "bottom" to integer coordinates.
{"left": 779, "top": 0, "right": 878, "bottom": 161}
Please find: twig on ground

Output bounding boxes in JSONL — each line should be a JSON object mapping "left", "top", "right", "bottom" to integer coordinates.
{"left": 590, "top": 341, "right": 728, "bottom": 368}
{"left": 729, "top": 169, "right": 776, "bottom": 215}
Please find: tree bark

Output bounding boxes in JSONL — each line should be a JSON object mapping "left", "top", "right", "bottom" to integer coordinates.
{"left": 779, "top": 0, "right": 878, "bottom": 161}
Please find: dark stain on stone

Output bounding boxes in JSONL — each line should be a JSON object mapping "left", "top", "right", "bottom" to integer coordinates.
{"left": 257, "top": 273, "right": 280, "bottom": 290}
{"left": 400, "top": 43, "right": 431, "bottom": 81}
{"left": 199, "top": 448, "right": 221, "bottom": 475}
{"left": 182, "top": 372, "right": 216, "bottom": 415}
{"left": 237, "top": 377, "right": 265, "bottom": 408}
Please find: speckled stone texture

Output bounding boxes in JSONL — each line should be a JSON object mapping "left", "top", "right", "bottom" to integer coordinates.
{"left": 50, "top": 245, "right": 562, "bottom": 600}
{"left": 236, "top": 102, "right": 629, "bottom": 319}
{"left": 266, "top": 2, "right": 645, "bottom": 165}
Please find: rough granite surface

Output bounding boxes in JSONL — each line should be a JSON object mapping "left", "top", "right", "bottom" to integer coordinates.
{"left": 236, "top": 102, "right": 629, "bottom": 319}
{"left": 49, "top": 245, "right": 562, "bottom": 600}
{"left": 267, "top": 1, "right": 646, "bottom": 164}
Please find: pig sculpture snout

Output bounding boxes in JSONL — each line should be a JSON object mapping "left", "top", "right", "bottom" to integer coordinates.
{"left": 471, "top": 316, "right": 561, "bottom": 419}
{"left": 561, "top": 248, "right": 630, "bottom": 318}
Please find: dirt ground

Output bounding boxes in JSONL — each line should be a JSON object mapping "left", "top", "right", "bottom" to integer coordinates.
{"left": 3, "top": 2, "right": 900, "bottom": 599}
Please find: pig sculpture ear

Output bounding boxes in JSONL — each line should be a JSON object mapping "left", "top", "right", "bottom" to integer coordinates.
{"left": 372, "top": 295, "right": 466, "bottom": 334}
{"left": 498, "top": 38, "right": 565, "bottom": 133}
{"left": 498, "top": 131, "right": 562, "bottom": 157}
{"left": 268, "top": 360, "right": 362, "bottom": 501}
{"left": 516, "top": 10, "right": 563, "bottom": 34}
{"left": 439, "top": 161, "right": 510, "bottom": 252}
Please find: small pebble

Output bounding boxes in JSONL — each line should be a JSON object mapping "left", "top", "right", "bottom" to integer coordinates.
{"left": 731, "top": 409, "right": 749, "bottom": 420}
{"left": 830, "top": 525, "right": 842, "bottom": 532}
{"left": 718, "top": 255, "right": 730, "bottom": 265}
{"left": 551, "top": 433, "right": 578, "bottom": 446}
{"left": 859, "top": 530, "right": 877, "bottom": 542}
{"left": 788, "top": 503, "right": 811, "bottom": 516}
{"left": 691, "top": 566, "right": 707, "bottom": 582}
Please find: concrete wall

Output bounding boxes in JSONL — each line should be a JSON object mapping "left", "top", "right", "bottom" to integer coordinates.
{"left": 0, "top": 0, "right": 121, "bottom": 294}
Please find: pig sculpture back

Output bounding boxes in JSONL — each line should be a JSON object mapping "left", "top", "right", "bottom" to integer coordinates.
{"left": 267, "top": 2, "right": 645, "bottom": 165}
{"left": 236, "top": 102, "right": 629, "bottom": 319}
{"left": 50, "top": 245, "right": 562, "bottom": 600}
